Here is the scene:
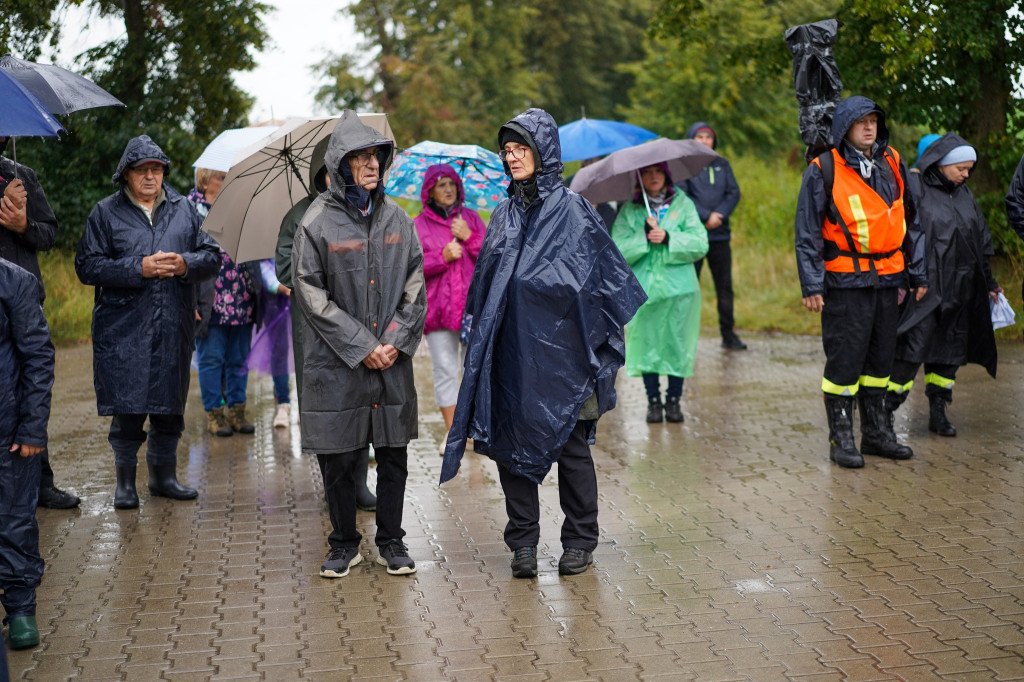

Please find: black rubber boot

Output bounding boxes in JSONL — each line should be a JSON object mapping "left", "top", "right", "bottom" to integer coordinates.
{"left": 147, "top": 464, "right": 198, "bottom": 500}
{"left": 859, "top": 393, "right": 913, "bottom": 460}
{"left": 114, "top": 466, "right": 139, "bottom": 509}
{"left": 927, "top": 389, "right": 956, "bottom": 437}
{"left": 824, "top": 395, "right": 863, "bottom": 468}
{"left": 885, "top": 390, "right": 909, "bottom": 415}
{"left": 664, "top": 396, "right": 684, "bottom": 423}
{"left": 355, "top": 449, "right": 377, "bottom": 511}
{"left": 646, "top": 397, "right": 664, "bottom": 423}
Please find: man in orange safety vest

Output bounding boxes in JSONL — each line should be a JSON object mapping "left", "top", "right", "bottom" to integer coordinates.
{"left": 795, "top": 96, "right": 928, "bottom": 469}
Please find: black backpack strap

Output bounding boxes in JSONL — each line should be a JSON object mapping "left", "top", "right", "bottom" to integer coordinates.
{"left": 882, "top": 146, "right": 902, "bottom": 201}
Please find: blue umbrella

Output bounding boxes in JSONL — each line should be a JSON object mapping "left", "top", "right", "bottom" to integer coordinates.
{"left": 558, "top": 117, "right": 657, "bottom": 163}
{"left": 386, "top": 141, "right": 509, "bottom": 210}
{"left": 0, "top": 69, "right": 65, "bottom": 179}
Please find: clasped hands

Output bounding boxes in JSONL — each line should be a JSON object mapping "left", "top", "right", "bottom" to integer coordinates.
{"left": 363, "top": 343, "right": 399, "bottom": 370}
{"left": 645, "top": 216, "right": 667, "bottom": 244}
{"left": 0, "top": 179, "right": 28, "bottom": 233}
{"left": 142, "top": 250, "right": 187, "bottom": 278}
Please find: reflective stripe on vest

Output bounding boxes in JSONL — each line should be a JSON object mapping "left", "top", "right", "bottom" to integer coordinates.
{"left": 813, "top": 148, "right": 907, "bottom": 276}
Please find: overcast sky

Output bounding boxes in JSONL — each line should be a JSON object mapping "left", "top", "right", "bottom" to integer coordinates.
{"left": 58, "top": 1, "right": 359, "bottom": 124}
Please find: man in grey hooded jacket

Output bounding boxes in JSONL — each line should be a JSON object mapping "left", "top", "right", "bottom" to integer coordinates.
{"left": 293, "top": 111, "right": 426, "bottom": 579}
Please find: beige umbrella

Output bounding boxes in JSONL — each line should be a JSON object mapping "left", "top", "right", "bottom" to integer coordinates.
{"left": 201, "top": 113, "right": 395, "bottom": 263}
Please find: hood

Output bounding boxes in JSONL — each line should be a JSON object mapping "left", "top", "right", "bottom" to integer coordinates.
{"left": 831, "top": 96, "right": 889, "bottom": 154}
{"left": 112, "top": 135, "right": 171, "bottom": 185}
{"left": 498, "top": 108, "right": 564, "bottom": 201}
{"left": 308, "top": 135, "right": 331, "bottom": 196}
{"left": 686, "top": 121, "right": 717, "bottom": 149}
{"left": 420, "top": 163, "right": 464, "bottom": 208}
{"left": 323, "top": 109, "right": 395, "bottom": 209}
{"left": 919, "top": 132, "right": 975, "bottom": 190}
{"left": 917, "top": 132, "right": 973, "bottom": 175}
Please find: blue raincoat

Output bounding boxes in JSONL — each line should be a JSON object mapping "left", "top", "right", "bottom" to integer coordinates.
{"left": 76, "top": 135, "right": 220, "bottom": 415}
{"left": 0, "top": 259, "right": 53, "bottom": 620}
{"left": 440, "top": 109, "right": 646, "bottom": 485}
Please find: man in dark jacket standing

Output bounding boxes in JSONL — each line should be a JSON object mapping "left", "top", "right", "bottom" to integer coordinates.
{"left": 76, "top": 135, "right": 220, "bottom": 509}
{"left": 0, "top": 259, "right": 54, "bottom": 649}
{"left": 795, "top": 96, "right": 928, "bottom": 469}
{"left": 1004, "top": 154, "right": 1024, "bottom": 285}
{"left": 293, "top": 111, "right": 425, "bottom": 580}
{"left": 678, "top": 122, "right": 745, "bottom": 349}
{"left": 0, "top": 136, "right": 80, "bottom": 509}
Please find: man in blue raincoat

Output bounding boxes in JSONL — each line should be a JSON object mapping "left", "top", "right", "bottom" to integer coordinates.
{"left": 0, "top": 259, "right": 54, "bottom": 650}
{"left": 76, "top": 135, "right": 220, "bottom": 509}
{"left": 440, "top": 108, "right": 646, "bottom": 578}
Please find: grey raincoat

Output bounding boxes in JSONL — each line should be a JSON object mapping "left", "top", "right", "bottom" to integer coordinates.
{"left": 292, "top": 111, "right": 426, "bottom": 454}
{"left": 75, "top": 135, "right": 220, "bottom": 415}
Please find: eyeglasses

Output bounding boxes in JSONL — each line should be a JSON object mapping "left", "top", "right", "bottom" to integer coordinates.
{"left": 350, "top": 149, "right": 380, "bottom": 166}
{"left": 499, "top": 147, "right": 529, "bottom": 161}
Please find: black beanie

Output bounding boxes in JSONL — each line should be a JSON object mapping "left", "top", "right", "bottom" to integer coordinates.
{"left": 499, "top": 128, "right": 530, "bottom": 148}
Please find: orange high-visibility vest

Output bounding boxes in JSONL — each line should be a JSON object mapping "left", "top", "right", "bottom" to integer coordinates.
{"left": 812, "top": 147, "right": 906, "bottom": 276}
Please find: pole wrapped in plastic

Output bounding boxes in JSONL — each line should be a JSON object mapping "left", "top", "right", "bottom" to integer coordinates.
{"left": 784, "top": 19, "right": 843, "bottom": 162}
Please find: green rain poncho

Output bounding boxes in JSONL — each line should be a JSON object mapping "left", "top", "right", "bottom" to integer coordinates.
{"left": 612, "top": 193, "right": 708, "bottom": 378}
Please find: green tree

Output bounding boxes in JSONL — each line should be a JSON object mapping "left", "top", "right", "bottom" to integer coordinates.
{"left": 315, "top": 0, "right": 653, "bottom": 147}
{"left": 0, "top": 0, "right": 63, "bottom": 59}
{"left": 2, "top": 0, "right": 269, "bottom": 248}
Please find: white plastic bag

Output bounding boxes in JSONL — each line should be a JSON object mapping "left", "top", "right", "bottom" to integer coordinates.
{"left": 990, "top": 292, "right": 1016, "bottom": 330}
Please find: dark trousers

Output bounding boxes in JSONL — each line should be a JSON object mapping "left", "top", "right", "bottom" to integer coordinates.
{"left": 695, "top": 240, "right": 735, "bottom": 333}
{"left": 642, "top": 374, "right": 684, "bottom": 400}
{"left": 821, "top": 287, "right": 898, "bottom": 397}
{"left": 891, "top": 360, "right": 958, "bottom": 394}
{"left": 0, "top": 447, "right": 42, "bottom": 620}
{"left": 38, "top": 448, "right": 53, "bottom": 489}
{"left": 497, "top": 420, "right": 598, "bottom": 552}
{"left": 317, "top": 445, "right": 407, "bottom": 549}
{"left": 108, "top": 414, "right": 185, "bottom": 468}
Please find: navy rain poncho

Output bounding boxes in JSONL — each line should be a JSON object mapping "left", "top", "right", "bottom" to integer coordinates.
{"left": 76, "top": 135, "right": 220, "bottom": 415}
{"left": 440, "top": 109, "right": 646, "bottom": 485}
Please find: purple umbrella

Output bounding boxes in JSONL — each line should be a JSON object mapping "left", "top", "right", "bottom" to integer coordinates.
{"left": 568, "top": 137, "right": 718, "bottom": 215}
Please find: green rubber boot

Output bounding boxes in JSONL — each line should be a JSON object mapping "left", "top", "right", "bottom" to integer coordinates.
{"left": 8, "top": 615, "right": 40, "bottom": 649}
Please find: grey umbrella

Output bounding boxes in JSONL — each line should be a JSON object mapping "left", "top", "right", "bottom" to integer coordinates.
{"left": 569, "top": 137, "right": 719, "bottom": 211}
{"left": 0, "top": 54, "right": 124, "bottom": 115}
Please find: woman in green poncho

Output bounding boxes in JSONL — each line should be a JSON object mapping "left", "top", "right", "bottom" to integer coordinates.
{"left": 611, "top": 163, "right": 708, "bottom": 424}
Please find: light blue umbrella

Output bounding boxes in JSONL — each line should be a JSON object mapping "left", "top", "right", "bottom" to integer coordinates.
{"left": 386, "top": 141, "right": 509, "bottom": 210}
{"left": 558, "top": 117, "right": 657, "bottom": 163}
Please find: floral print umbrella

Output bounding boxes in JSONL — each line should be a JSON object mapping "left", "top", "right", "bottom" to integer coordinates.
{"left": 386, "top": 141, "right": 509, "bottom": 210}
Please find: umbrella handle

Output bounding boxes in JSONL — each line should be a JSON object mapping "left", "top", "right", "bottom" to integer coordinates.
{"left": 637, "top": 169, "right": 652, "bottom": 219}
{"left": 10, "top": 137, "right": 18, "bottom": 181}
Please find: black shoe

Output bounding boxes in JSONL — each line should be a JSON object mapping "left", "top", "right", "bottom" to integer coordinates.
{"left": 37, "top": 485, "right": 80, "bottom": 509}
{"left": 147, "top": 464, "right": 198, "bottom": 500}
{"left": 646, "top": 398, "right": 664, "bottom": 423}
{"left": 825, "top": 395, "right": 864, "bottom": 468}
{"left": 320, "top": 546, "right": 363, "bottom": 578}
{"left": 511, "top": 546, "right": 538, "bottom": 578}
{"left": 376, "top": 541, "right": 417, "bottom": 575}
{"left": 721, "top": 330, "right": 747, "bottom": 350}
{"left": 928, "top": 394, "right": 957, "bottom": 437}
{"left": 859, "top": 393, "right": 913, "bottom": 460}
{"left": 558, "top": 548, "right": 593, "bottom": 575}
{"left": 114, "top": 466, "right": 139, "bottom": 509}
{"left": 664, "top": 396, "right": 684, "bottom": 423}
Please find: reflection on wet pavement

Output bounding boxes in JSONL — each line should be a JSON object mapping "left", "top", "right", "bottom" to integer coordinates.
{"left": 8, "top": 334, "right": 1024, "bottom": 680}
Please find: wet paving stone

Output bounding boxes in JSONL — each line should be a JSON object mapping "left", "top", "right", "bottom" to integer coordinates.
{"left": 5, "top": 333, "right": 1024, "bottom": 680}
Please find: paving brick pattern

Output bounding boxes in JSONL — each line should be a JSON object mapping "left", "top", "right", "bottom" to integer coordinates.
{"left": 7, "top": 334, "right": 1024, "bottom": 680}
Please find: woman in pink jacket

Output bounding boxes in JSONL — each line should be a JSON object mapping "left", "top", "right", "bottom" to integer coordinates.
{"left": 414, "top": 164, "right": 486, "bottom": 448}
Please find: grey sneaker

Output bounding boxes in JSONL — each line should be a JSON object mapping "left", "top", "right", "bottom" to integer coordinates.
{"left": 377, "top": 541, "right": 417, "bottom": 575}
{"left": 558, "top": 548, "right": 593, "bottom": 575}
{"left": 511, "top": 546, "right": 538, "bottom": 578}
{"left": 320, "top": 546, "right": 363, "bottom": 578}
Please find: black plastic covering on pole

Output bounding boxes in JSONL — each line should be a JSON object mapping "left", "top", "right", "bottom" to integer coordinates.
{"left": 784, "top": 19, "right": 843, "bottom": 163}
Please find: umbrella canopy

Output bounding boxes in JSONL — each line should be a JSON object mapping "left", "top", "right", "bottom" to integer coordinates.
{"left": 192, "top": 125, "right": 281, "bottom": 173}
{"left": 201, "top": 113, "right": 395, "bottom": 263}
{"left": 0, "top": 54, "right": 124, "bottom": 115}
{"left": 557, "top": 117, "right": 657, "bottom": 163}
{"left": 386, "top": 141, "right": 509, "bottom": 210}
{"left": 569, "top": 138, "right": 719, "bottom": 204}
{"left": 0, "top": 69, "right": 65, "bottom": 137}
